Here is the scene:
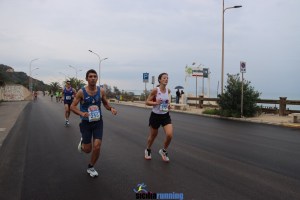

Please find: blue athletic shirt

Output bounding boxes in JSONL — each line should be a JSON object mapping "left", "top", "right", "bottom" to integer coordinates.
{"left": 80, "top": 86, "right": 102, "bottom": 122}
{"left": 63, "top": 87, "right": 74, "bottom": 103}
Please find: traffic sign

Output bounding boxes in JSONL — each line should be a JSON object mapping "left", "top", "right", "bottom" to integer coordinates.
{"left": 143, "top": 73, "right": 149, "bottom": 83}
{"left": 203, "top": 68, "right": 209, "bottom": 78}
{"left": 151, "top": 76, "right": 155, "bottom": 85}
{"left": 240, "top": 61, "right": 246, "bottom": 73}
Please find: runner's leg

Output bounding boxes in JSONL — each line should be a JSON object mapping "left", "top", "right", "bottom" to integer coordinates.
{"left": 90, "top": 139, "right": 102, "bottom": 166}
{"left": 162, "top": 124, "right": 173, "bottom": 149}
{"left": 147, "top": 127, "right": 158, "bottom": 149}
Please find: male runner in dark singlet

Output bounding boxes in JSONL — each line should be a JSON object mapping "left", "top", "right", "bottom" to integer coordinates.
{"left": 62, "top": 80, "right": 76, "bottom": 126}
{"left": 71, "top": 69, "right": 117, "bottom": 177}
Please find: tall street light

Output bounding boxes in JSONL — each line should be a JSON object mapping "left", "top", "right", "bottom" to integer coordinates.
{"left": 30, "top": 68, "right": 39, "bottom": 92}
{"left": 221, "top": 1, "right": 242, "bottom": 94}
{"left": 88, "top": 50, "right": 108, "bottom": 87}
{"left": 29, "top": 58, "right": 39, "bottom": 93}
{"left": 59, "top": 72, "right": 68, "bottom": 81}
{"left": 69, "top": 65, "right": 82, "bottom": 80}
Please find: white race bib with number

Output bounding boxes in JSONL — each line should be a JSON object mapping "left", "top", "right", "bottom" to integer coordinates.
{"left": 88, "top": 105, "right": 101, "bottom": 122}
{"left": 159, "top": 102, "right": 168, "bottom": 112}
{"left": 66, "top": 96, "right": 72, "bottom": 100}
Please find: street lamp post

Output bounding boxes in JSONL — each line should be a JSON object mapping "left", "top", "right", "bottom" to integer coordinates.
{"left": 59, "top": 72, "right": 68, "bottom": 81}
{"left": 30, "top": 67, "right": 39, "bottom": 92}
{"left": 69, "top": 65, "right": 82, "bottom": 80}
{"left": 221, "top": 1, "right": 242, "bottom": 94}
{"left": 88, "top": 50, "right": 108, "bottom": 87}
{"left": 32, "top": 73, "right": 38, "bottom": 91}
{"left": 29, "top": 58, "right": 39, "bottom": 93}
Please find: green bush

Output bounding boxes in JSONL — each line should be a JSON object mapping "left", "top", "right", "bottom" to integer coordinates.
{"left": 202, "top": 109, "right": 220, "bottom": 115}
{"left": 218, "top": 73, "right": 261, "bottom": 118}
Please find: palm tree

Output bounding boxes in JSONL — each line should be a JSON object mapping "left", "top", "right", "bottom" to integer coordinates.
{"left": 63, "top": 77, "right": 85, "bottom": 90}
{"left": 49, "top": 82, "right": 61, "bottom": 93}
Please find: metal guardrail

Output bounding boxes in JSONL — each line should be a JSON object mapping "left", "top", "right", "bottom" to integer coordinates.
{"left": 185, "top": 96, "right": 300, "bottom": 115}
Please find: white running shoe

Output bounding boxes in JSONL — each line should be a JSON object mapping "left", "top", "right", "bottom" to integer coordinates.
{"left": 78, "top": 138, "right": 83, "bottom": 153}
{"left": 144, "top": 149, "right": 152, "bottom": 160}
{"left": 159, "top": 149, "right": 170, "bottom": 162}
{"left": 87, "top": 167, "right": 98, "bottom": 177}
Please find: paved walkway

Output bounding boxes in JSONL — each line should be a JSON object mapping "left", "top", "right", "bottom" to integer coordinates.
{"left": 0, "top": 100, "right": 299, "bottom": 147}
{"left": 0, "top": 101, "right": 30, "bottom": 147}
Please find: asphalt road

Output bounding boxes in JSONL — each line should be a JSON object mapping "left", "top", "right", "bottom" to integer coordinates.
{"left": 0, "top": 96, "right": 300, "bottom": 200}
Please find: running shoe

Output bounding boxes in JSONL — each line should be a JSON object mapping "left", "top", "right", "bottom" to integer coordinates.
{"left": 66, "top": 120, "right": 70, "bottom": 126}
{"left": 78, "top": 138, "right": 83, "bottom": 153}
{"left": 87, "top": 167, "right": 98, "bottom": 177}
{"left": 159, "top": 149, "right": 170, "bottom": 162}
{"left": 144, "top": 149, "right": 152, "bottom": 160}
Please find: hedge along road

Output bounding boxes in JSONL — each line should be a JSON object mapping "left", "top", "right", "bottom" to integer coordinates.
{"left": 0, "top": 95, "right": 300, "bottom": 200}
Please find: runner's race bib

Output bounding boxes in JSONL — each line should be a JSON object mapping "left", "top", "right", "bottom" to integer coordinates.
{"left": 66, "top": 95, "right": 72, "bottom": 100}
{"left": 88, "top": 105, "right": 101, "bottom": 122}
{"left": 159, "top": 102, "right": 169, "bottom": 112}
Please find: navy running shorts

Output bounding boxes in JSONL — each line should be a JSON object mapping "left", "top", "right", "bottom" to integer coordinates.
{"left": 64, "top": 100, "right": 73, "bottom": 105}
{"left": 149, "top": 112, "right": 172, "bottom": 129}
{"left": 79, "top": 119, "right": 103, "bottom": 144}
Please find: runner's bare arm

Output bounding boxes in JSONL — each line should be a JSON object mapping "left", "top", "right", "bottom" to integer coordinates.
{"left": 146, "top": 88, "right": 159, "bottom": 106}
{"left": 72, "top": 88, "right": 77, "bottom": 97}
{"left": 70, "top": 89, "right": 88, "bottom": 117}
{"left": 101, "top": 88, "right": 117, "bottom": 115}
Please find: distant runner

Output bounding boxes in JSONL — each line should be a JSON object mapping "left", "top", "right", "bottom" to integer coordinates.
{"left": 62, "top": 80, "right": 76, "bottom": 126}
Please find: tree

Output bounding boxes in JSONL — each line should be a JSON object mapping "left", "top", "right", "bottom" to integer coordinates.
{"left": 218, "top": 73, "right": 261, "bottom": 117}
{"left": 63, "top": 77, "right": 85, "bottom": 90}
{"left": 49, "top": 82, "right": 61, "bottom": 93}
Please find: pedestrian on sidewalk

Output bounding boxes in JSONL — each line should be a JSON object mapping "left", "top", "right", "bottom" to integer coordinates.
{"left": 144, "top": 72, "right": 173, "bottom": 162}
{"left": 176, "top": 89, "right": 180, "bottom": 104}
{"left": 71, "top": 69, "right": 117, "bottom": 177}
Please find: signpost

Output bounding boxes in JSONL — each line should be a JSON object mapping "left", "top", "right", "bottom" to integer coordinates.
{"left": 185, "top": 65, "right": 211, "bottom": 107}
{"left": 143, "top": 72, "right": 149, "bottom": 103}
{"left": 151, "top": 76, "right": 155, "bottom": 88}
{"left": 240, "top": 61, "right": 246, "bottom": 117}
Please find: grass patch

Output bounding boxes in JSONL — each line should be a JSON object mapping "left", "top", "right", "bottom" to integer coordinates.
{"left": 202, "top": 108, "right": 220, "bottom": 115}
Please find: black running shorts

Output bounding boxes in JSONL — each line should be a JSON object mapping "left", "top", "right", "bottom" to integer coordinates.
{"left": 149, "top": 112, "right": 172, "bottom": 129}
{"left": 79, "top": 119, "right": 103, "bottom": 144}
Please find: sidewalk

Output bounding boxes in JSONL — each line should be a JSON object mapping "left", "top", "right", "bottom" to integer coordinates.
{"left": 0, "top": 101, "right": 30, "bottom": 147}
{"left": 114, "top": 101, "right": 300, "bottom": 128}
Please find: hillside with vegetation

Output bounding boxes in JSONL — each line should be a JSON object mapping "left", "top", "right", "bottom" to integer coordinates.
{"left": 0, "top": 64, "right": 49, "bottom": 91}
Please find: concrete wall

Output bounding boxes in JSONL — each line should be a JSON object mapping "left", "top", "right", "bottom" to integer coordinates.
{"left": 0, "top": 84, "right": 31, "bottom": 101}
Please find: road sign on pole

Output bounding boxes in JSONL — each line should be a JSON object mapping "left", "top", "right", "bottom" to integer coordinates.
{"left": 143, "top": 73, "right": 149, "bottom": 83}
{"left": 240, "top": 61, "right": 246, "bottom": 117}
{"left": 240, "top": 61, "right": 246, "bottom": 73}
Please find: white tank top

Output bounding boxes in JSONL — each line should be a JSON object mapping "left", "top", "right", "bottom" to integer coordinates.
{"left": 152, "top": 87, "right": 169, "bottom": 114}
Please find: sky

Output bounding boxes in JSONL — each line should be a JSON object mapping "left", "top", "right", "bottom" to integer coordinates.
{"left": 0, "top": 0, "right": 299, "bottom": 99}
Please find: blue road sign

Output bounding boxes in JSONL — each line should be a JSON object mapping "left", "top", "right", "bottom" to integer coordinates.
{"left": 143, "top": 73, "right": 149, "bottom": 83}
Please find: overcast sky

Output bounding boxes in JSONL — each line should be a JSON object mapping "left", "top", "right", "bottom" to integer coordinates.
{"left": 0, "top": 0, "right": 299, "bottom": 99}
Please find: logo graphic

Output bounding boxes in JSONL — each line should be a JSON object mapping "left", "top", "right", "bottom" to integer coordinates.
{"left": 133, "top": 183, "right": 184, "bottom": 200}
{"left": 185, "top": 67, "right": 193, "bottom": 77}
{"left": 133, "top": 183, "right": 148, "bottom": 193}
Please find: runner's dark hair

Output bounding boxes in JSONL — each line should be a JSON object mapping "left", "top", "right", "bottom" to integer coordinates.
{"left": 86, "top": 69, "right": 98, "bottom": 79}
{"left": 157, "top": 72, "right": 168, "bottom": 86}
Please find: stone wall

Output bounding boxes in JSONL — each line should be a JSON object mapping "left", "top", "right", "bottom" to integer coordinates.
{"left": 0, "top": 84, "right": 31, "bottom": 101}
